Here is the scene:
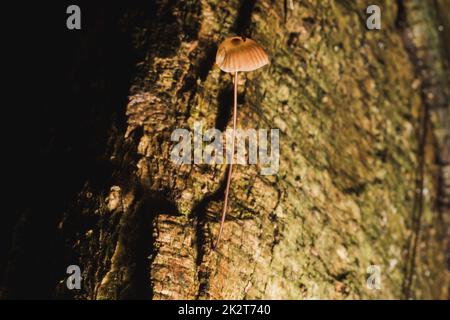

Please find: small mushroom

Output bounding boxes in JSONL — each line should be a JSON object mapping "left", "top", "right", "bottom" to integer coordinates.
{"left": 214, "top": 36, "right": 269, "bottom": 249}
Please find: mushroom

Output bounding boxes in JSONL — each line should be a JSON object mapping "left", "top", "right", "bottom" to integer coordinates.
{"left": 214, "top": 36, "right": 269, "bottom": 249}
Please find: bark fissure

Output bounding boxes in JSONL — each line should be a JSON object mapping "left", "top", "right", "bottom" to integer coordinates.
{"left": 397, "top": 0, "right": 450, "bottom": 299}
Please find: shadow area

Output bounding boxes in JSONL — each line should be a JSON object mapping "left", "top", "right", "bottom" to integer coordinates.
{"left": 1, "top": 1, "right": 153, "bottom": 299}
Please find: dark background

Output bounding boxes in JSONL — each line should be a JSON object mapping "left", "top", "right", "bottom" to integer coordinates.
{"left": 2, "top": 1, "right": 151, "bottom": 298}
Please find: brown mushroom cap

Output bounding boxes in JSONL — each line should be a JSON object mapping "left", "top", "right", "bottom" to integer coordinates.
{"left": 216, "top": 36, "right": 269, "bottom": 73}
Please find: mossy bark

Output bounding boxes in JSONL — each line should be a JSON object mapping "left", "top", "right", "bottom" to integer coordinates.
{"left": 1, "top": 0, "right": 448, "bottom": 299}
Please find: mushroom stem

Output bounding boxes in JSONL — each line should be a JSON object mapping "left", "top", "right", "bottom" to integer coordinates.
{"left": 214, "top": 71, "right": 238, "bottom": 250}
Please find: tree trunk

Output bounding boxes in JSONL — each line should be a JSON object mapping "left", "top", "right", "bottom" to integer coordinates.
{"left": 1, "top": 0, "right": 449, "bottom": 299}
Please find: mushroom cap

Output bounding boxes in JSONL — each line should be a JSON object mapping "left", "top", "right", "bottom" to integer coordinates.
{"left": 216, "top": 36, "right": 269, "bottom": 73}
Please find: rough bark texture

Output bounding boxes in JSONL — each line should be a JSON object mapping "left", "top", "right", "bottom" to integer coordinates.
{"left": 1, "top": 0, "right": 449, "bottom": 299}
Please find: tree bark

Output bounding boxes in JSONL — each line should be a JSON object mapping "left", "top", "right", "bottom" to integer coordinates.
{"left": 1, "top": 0, "right": 449, "bottom": 299}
